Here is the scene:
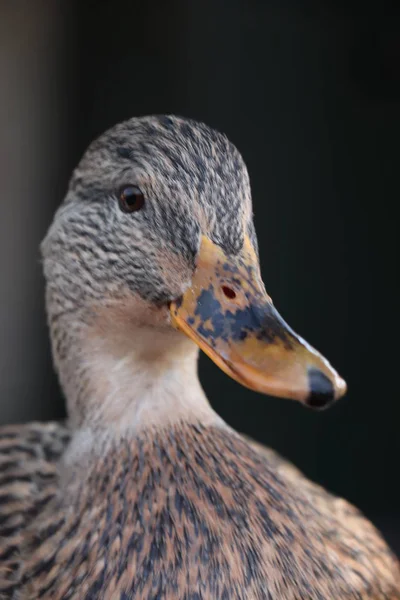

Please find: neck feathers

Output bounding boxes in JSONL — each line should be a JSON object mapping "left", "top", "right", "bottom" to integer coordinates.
{"left": 47, "top": 293, "right": 218, "bottom": 435}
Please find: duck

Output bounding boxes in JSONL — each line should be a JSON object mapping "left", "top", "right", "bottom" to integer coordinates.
{"left": 0, "top": 115, "right": 398, "bottom": 599}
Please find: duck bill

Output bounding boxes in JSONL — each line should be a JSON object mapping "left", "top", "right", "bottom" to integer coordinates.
{"left": 170, "top": 235, "right": 346, "bottom": 409}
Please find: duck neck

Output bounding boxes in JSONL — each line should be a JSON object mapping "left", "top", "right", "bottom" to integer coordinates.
{"left": 48, "top": 301, "right": 217, "bottom": 436}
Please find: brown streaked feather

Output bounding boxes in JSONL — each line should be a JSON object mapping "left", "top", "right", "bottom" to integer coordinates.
{"left": 1, "top": 423, "right": 397, "bottom": 599}
{"left": 0, "top": 422, "right": 70, "bottom": 597}
{"left": 245, "top": 435, "right": 399, "bottom": 563}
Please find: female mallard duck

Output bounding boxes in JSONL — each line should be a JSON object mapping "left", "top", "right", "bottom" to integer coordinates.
{"left": 0, "top": 115, "right": 398, "bottom": 599}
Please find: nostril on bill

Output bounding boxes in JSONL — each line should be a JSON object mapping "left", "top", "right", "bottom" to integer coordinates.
{"left": 222, "top": 285, "right": 236, "bottom": 300}
{"left": 306, "top": 368, "right": 335, "bottom": 409}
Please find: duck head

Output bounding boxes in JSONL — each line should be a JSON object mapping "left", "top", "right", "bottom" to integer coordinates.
{"left": 42, "top": 115, "right": 346, "bottom": 417}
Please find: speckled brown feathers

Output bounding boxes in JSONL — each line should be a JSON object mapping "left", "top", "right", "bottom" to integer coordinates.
{"left": 0, "top": 422, "right": 70, "bottom": 597}
{"left": 0, "top": 423, "right": 398, "bottom": 599}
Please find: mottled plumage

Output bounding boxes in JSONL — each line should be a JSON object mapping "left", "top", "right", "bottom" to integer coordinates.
{"left": 0, "top": 424, "right": 398, "bottom": 598}
{"left": 0, "top": 116, "right": 399, "bottom": 598}
{"left": 0, "top": 423, "right": 70, "bottom": 595}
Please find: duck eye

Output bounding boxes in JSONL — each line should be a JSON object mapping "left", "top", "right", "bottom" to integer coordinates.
{"left": 118, "top": 185, "right": 145, "bottom": 213}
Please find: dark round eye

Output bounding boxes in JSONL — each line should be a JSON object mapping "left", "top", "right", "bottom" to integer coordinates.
{"left": 118, "top": 185, "right": 145, "bottom": 213}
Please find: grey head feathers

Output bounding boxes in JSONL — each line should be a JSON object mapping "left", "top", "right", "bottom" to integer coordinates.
{"left": 41, "top": 115, "right": 255, "bottom": 312}
{"left": 40, "top": 115, "right": 257, "bottom": 424}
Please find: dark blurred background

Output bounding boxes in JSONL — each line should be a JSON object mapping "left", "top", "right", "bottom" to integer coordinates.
{"left": 0, "top": 1, "right": 399, "bottom": 552}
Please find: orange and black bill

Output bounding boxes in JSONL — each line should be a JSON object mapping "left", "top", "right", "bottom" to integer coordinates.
{"left": 170, "top": 236, "right": 347, "bottom": 409}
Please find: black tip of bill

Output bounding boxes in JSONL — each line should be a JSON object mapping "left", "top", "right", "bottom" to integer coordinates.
{"left": 306, "top": 367, "right": 336, "bottom": 410}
